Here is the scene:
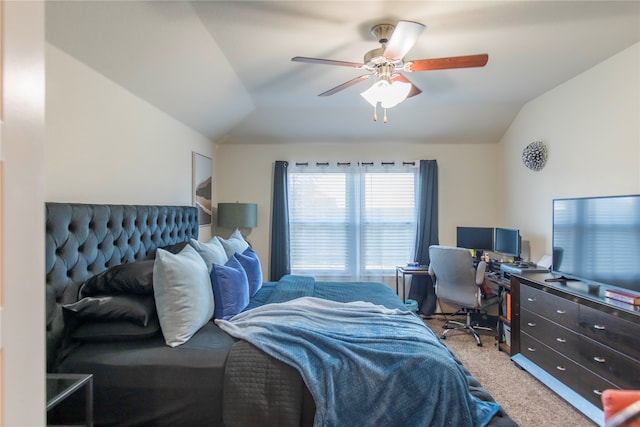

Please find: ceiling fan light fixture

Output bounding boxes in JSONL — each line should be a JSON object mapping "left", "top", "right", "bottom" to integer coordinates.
{"left": 361, "top": 80, "right": 386, "bottom": 107}
{"left": 382, "top": 80, "right": 411, "bottom": 108}
{"left": 360, "top": 79, "right": 411, "bottom": 109}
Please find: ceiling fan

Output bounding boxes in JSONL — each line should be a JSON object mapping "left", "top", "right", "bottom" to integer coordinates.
{"left": 292, "top": 20, "right": 488, "bottom": 122}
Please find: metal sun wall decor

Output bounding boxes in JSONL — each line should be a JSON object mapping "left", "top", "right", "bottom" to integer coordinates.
{"left": 522, "top": 141, "right": 548, "bottom": 171}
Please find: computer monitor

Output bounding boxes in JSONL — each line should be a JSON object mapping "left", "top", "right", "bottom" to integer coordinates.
{"left": 456, "top": 227, "right": 494, "bottom": 261}
{"left": 494, "top": 227, "right": 521, "bottom": 259}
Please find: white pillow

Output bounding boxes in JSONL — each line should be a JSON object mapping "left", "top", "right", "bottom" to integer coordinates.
{"left": 153, "top": 245, "right": 214, "bottom": 347}
{"left": 189, "top": 237, "right": 228, "bottom": 270}
{"left": 217, "top": 229, "right": 249, "bottom": 258}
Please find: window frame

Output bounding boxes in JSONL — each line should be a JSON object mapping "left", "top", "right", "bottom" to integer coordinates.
{"left": 288, "top": 162, "right": 418, "bottom": 281}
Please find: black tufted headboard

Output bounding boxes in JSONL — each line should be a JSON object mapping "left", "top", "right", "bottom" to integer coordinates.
{"left": 45, "top": 203, "right": 199, "bottom": 370}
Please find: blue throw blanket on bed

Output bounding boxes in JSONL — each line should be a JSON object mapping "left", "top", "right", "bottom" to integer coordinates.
{"left": 245, "top": 274, "right": 409, "bottom": 311}
{"left": 216, "top": 287, "right": 500, "bottom": 427}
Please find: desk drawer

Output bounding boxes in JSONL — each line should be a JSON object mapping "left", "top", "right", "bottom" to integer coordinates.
{"left": 577, "top": 336, "right": 640, "bottom": 389}
{"left": 579, "top": 304, "right": 640, "bottom": 360}
{"left": 521, "top": 285, "right": 579, "bottom": 328}
{"left": 521, "top": 308, "right": 580, "bottom": 360}
{"left": 520, "top": 333, "right": 581, "bottom": 391}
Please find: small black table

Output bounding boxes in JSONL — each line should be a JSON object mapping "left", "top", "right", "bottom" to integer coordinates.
{"left": 47, "top": 373, "right": 93, "bottom": 427}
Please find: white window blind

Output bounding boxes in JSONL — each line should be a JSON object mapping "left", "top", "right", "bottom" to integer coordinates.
{"left": 289, "top": 162, "right": 417, "bottom": 281}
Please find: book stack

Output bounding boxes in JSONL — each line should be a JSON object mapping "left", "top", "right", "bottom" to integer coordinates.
{"left": 500, "top": 291, "right": 512, "bottom": 321}
{"left": 605, "top": 298, "right": 639, "bottom": 312}
{"left": 604, "top": 289, "right": 640, "bottom": 306}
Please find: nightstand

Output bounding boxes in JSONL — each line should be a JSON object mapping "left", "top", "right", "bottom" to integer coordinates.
{"left": 47, "top": 373, "right": 93, "bottom": 427}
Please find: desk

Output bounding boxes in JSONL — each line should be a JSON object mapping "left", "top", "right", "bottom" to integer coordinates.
{"left": 47, "top": 373, "right": 93, "bottom": 427}
{"left": 395, "top": 266, "right": 430, "bottom": 302}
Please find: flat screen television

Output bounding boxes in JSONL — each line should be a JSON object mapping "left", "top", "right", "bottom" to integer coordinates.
{"left": 552, "top": 194, "right": 640, "bottom": 293}
{"left": 456, "top": 227, "right": 494, "bottom": 259}
{"left": 494, "top": 227, "right": 521, "bottom": 259}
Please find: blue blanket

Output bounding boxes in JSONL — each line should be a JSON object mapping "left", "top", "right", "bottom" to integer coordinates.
{"left": 217, "top": 285, "right": 500, "bottom": 427}
{"left": 245, "top": 275, "right": 408, "bottom": 311}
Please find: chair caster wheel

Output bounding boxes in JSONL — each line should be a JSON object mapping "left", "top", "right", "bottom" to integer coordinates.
{"left": 440, "top": 335, "right": 446, "bottom": 340}
{"left": 477, "top": 342, "right": 483, "bottom": 347}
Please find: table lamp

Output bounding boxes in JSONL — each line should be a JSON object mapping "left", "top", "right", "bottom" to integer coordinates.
{"left": 217, "top": 202, "right": 257, "bottom": 230}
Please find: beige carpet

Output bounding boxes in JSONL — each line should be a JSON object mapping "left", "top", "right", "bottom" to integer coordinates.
{"left": 423, "top": 316, "right": 597, "bottom": 427}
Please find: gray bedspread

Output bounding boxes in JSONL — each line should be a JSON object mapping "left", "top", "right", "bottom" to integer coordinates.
{"left": 221, "top": 276, "right": 518, "bottom": 427}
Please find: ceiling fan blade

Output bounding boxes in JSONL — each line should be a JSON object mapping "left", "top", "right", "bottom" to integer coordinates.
{"left": 390, "top": 74, "right": 422, "bottom": 98}
{"left": 406, "top": 54, "right": 489, "bottom": 72}
{"left": 319, "top": 74, "right": 372, "bottom": 96}
{"left": 292, "top": 56, "right": 365, "bottom": 69}
{"left": 383, "top": 21, "right": 426, "bottom": 61}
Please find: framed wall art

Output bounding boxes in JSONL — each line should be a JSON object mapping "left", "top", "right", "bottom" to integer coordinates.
{"left": 192, "top": 152, "right": 212, "bottom": 226}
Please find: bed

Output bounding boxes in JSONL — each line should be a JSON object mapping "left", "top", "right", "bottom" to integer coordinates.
{"left": 46, "top": 202, "right": 518, "bottom": 427}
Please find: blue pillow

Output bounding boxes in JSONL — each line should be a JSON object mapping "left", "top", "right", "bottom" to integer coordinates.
{"left": 210, "top": 256, "right": 250, "bottom": 320}
{"left": 234, "top": 246, "right": 263, "bottom": 297}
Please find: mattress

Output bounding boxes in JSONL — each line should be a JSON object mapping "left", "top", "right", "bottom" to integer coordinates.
{"left": 56, "top": 322, "right": 234, "bottom": 427}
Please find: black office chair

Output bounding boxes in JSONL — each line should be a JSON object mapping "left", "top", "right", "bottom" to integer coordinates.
{"left": 428, "top": 245, "right": 499, "bottom": 346}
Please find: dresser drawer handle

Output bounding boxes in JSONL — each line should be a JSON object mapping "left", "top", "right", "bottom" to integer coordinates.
{"left": 556, "top": 309, "right": 566, "bottom": 315}
{"left": 556, "top": 338, "right": 567, "bottom": 343}
{"left": 527, "top": 322, "right": 536, "bottom": 327}
{"left": 593, "top": 324, "right": 606, "bottom": 331}
{"left": 527, "top": 297, "right": 536, "bottom": 302}
{"left": 593, "top": 356, "right": 606, "bottom": 363}
{"left": 556, "top": 366, "right": 566, "bottom": 371}
{"left": 527, "top": 347, "right": 536, "bottom": 352}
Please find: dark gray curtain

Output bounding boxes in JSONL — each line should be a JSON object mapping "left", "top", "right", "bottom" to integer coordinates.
{"left": 270, "top": 161, "right": 290, "bottom": 281}
{"left": 408, "top": 160, "right": 439, "bottom": 316}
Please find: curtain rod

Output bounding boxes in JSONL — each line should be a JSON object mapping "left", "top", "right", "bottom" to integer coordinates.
{"left": 293, "top": 161, "right": 416, "bottom": 167}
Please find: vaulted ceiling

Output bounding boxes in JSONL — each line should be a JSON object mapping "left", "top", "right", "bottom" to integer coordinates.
{"left": 46, "top": 1, "right": 640, "bottom": 144}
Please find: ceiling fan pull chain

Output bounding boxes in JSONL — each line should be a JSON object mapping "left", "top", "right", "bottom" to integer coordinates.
{"left": 373, "top": 105, "right": 378, "bottom": 122}
{"left": 383, "top": 108, "right": 388, "bottom": 123}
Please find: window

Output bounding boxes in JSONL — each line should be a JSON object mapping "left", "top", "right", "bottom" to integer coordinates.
{"left": 288, "top": 162, "right": 417, "bottom": 281}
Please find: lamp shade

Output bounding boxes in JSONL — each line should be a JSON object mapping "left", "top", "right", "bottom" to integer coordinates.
{"left": 360, "top": 79, "right": 412, "bottom": 109}
{"left": 217, "top": 203, "right": 257, "bottom": 228}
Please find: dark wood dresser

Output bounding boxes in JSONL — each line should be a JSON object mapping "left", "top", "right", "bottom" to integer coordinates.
{"left": 510, "top": 273, "right": 640, "bottom": 424}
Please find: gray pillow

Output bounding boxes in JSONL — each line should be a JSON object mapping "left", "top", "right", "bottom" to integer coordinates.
{"left": 63, "top": 294, "right": 156, "bottom": 326}
{"left": 79, "top": 260, "right": 154, "bottom": 297}
{"left": 71, "top": 318, "right": 161, "bottom": 342}
{"left": 189, "top": 237, "right": 228, "bottom": 270}
{"left": 217, "top": 229, "right": 249, "bottom": 258}
{"left": 153, "top": 245, "right": 214, "bottom": 347}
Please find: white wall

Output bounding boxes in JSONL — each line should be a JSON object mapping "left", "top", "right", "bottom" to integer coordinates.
{"left": 1, "top": 1, "right": 46, "bottom": 425}
{"left": 45, "top": 44, "right": 216, "bottom": 239}
{"left": 215, "top": 142, "right": 501, "bottom": 279}
{"left": 499, "top": 43, "right": 640, "bottom": 262}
